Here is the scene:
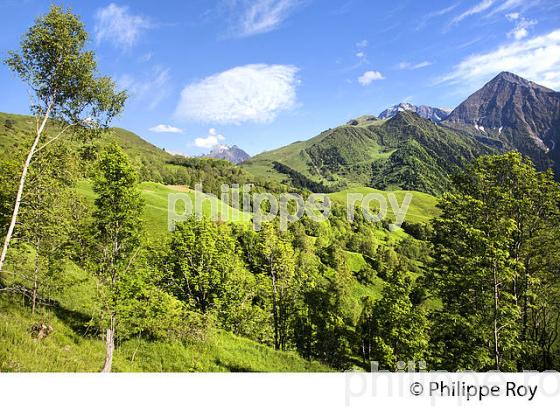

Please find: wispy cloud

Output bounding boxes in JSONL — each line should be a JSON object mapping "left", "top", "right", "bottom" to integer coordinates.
{"left": 398, "top": 61, "right": 433, "bottom": 70}
{"left": 438, "top": 29, "right": 560, "bottom": 90}
{"left": 118, "top": 65, "right": 171, "bottom": 110}
{"left": 194, "top": 129, "right": 225, "bottom": 149}
{"left": 227, "top": 0, "right": 301, "bottom": 37}
{"left": 358, "top": 70, "right": 384, "bottom": 86}
{"left": 149, "top": 124, "right": 183, "bottom": 134}
{"left": 94, "top": 3, "right": 152, "bottom": 48}
{"left": 506, "top": 12, "right": 520, "bottom": 20}
{"left": 450, "top": 0, "right": 496, "bottom": 26}
{"left": 486, "top": 0, "right": 525, "bottom": 16}
{"left": 175, "top": 64, "right": 299, "bottom": 124}
{"left": 416, "top": 3, "right": 459, "bottom": 30}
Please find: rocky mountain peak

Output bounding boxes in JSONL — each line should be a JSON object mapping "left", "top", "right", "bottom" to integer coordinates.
{"left": 378, "top": 103, "right": 451, "bottom": 123}
{"left": 205, "top": 144, "right": 251, "bottom": 164}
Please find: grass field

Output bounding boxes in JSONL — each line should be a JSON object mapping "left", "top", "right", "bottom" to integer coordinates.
{"left": 0, "top": 296, "right": 328, "bottom": 372}
{"left": 329, "top": 186, "right": 439, "bottom": 224}
{"left": 76, "top": 180, "right": 252, "bottom": 239}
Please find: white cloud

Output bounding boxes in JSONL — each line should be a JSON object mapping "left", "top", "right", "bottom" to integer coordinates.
{"left": 230, "top": 0, "right": 299, "bottom": 37}
{"left": 94, "top": 3, "right": 151, "bottom": 48}
{"left": 506, "top": 12, "right": 520, "bottom": 20}
{"left": 149, "top": 124, "right": 183, "bottom": 134}
{"left": 450, "top": 0, "right": 496, "bottom": 25}
{"left": 507, "top": 17, "right": 537, "bottom": 40}
{"left": 356, "top": 39, "right": 369, "bottom": 48}
{"left": 194, "top": 129, "right": 225, "bottom": 149}
{"left": 438, "top": 29, "right": 560, "bottom": 90}
{"left": 356, "top": 52, "right": 366, "bottom": 58}
{"left": 509, "top": 27, "right": 528, "bottom": 40}
{"left": 398, "top": 61, "right": 432, "bottom": 70}
{"left": 175, "top": 64, "right": 299, "bottom": 124}
{"left": 358, "top": 70, "right": 384, "bottom": 86}
{"left": 118, "top": 65, "right": 171, "bottom": 110}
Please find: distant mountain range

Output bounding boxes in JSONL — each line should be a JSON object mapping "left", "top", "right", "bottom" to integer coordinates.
{"left": 243, "top": 72, "right": 560, "bottom": 195}
{"left": 4, "top": 72, "right": 557, "bottom": 197}
{"left": 204, "top": 144, "right": 251, "bottom": 164}
{"left": 378, "top": 103, "right": 451, "bottom": 123}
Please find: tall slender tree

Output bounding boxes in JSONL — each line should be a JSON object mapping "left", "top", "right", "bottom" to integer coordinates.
{"left": 1, "top": 5, "right": 126, "bottom": 278}
{"left": 17, "top": 146, "right": 78, "bottom": 313}
{"left": 92, "top": 144, "right": 143, "bottom": 373}
{"left": 258, "top": 223, "right": 296, "bottom": 350}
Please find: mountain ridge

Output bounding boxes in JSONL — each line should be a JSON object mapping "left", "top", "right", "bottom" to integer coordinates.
{"left": 242, "top": 110, "right": 494, "bottom": 195}
{"left": 378, "top": 103, "right": 451, "bottom": 123}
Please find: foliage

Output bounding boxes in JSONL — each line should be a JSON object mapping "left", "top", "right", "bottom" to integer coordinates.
{"left": 428, "top": 152, "right": 560, "bottom": 371}
{"left": 357, "top": 270, "right": 429, "bottom": 370}
{"left": 4, "top": 5, "right": 125, "bottom": 127}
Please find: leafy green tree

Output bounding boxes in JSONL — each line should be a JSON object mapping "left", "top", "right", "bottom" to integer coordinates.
{"left": 16, "top": 146, "right": 78, "bottom": 313}
{"left": 429, "top": 152, "right": 560, "bottom": 370}
{"left": 294, "top": 266, "right": 354, "bottom": 368}
{"left": 258, "top": 223, "right": 297, "bottom": 350}
{"left": 1, "top": 5, "right": 126, "bottom": 276}
{"left": 112, "top": 256, "right": 198, "bottom": 342}
{"left": 91, "top": 144, "right": 143, "bottom": 372}
{"left": 357, "top": 270, "right": 429, "bottom": 370}
{"left": 164, "top": 217, "right": 244, "bottom": 314}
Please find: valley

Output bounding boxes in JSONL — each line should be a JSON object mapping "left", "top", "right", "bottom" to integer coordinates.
{"left": 1, "top": 12, "right": 559, "bottom": 371}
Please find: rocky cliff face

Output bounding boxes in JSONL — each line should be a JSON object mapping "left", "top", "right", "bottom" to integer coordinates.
{"left": 444, "top": 72, "right": 560, "bottom": 160}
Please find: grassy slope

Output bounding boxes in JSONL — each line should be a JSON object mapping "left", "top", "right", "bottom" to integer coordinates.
{"left": 0, "top": 112, "right": 173, "bottom": 165}
{"left": 0, "top": 112, "right": 327, "bottom": 372}
{"left": 77, "top": 181, "right": 252, "bottom": 239}
{"left": 0, "top": 298, "right": 327, "bottom": 372}
{"left": 242, "top": 120, "right": 389, "bottom": 185}
{"left": 329, "top": 187, "right": 439, "bottom": 224}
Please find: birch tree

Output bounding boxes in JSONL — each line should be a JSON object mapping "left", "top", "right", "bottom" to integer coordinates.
{"left": 0, "top": 5, "right": 126, "bottom": 278}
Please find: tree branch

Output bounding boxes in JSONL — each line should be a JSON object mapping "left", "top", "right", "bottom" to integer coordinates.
{"left": 35, "top": 123, "right": 75, "bottom": 154}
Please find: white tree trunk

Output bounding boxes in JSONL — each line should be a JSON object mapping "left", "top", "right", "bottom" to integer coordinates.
{"left": 0, "top": 106, "right": 52, "bottom": 276}
{"left": 493, "top": 268, "right": 500, "bottom": 371}
{"left": 101, "top": 316, "right": 115, "bottom": 373}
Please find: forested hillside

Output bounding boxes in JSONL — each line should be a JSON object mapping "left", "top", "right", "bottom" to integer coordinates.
{"left": 243, "top": 111, "right": 495, "bottom": 195}
{"left": 2, "top": 6, "right": 560, "bottom": 374}
{"left": 0, "top": 108, "right": 441, "bottom": 371}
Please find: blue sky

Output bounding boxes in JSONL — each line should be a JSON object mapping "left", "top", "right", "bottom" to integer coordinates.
{"left": 1, "top": 0, "right": 559, "bottom": 156}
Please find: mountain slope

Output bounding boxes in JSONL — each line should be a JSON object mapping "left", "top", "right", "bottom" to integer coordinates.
{"left": 243, "top": 111, "right": 494, "bottom": 195}
{"left": 379, "top": 103, "right": 451, "bottom": 123}
{"left": 444, "top": 72, "right": 560, "bottom": 170}
{"left": 0, "top": 112, "right": 261, "bottom": 192}
{"left": 0, "top": 112, "right": 177, "bottom": 180}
